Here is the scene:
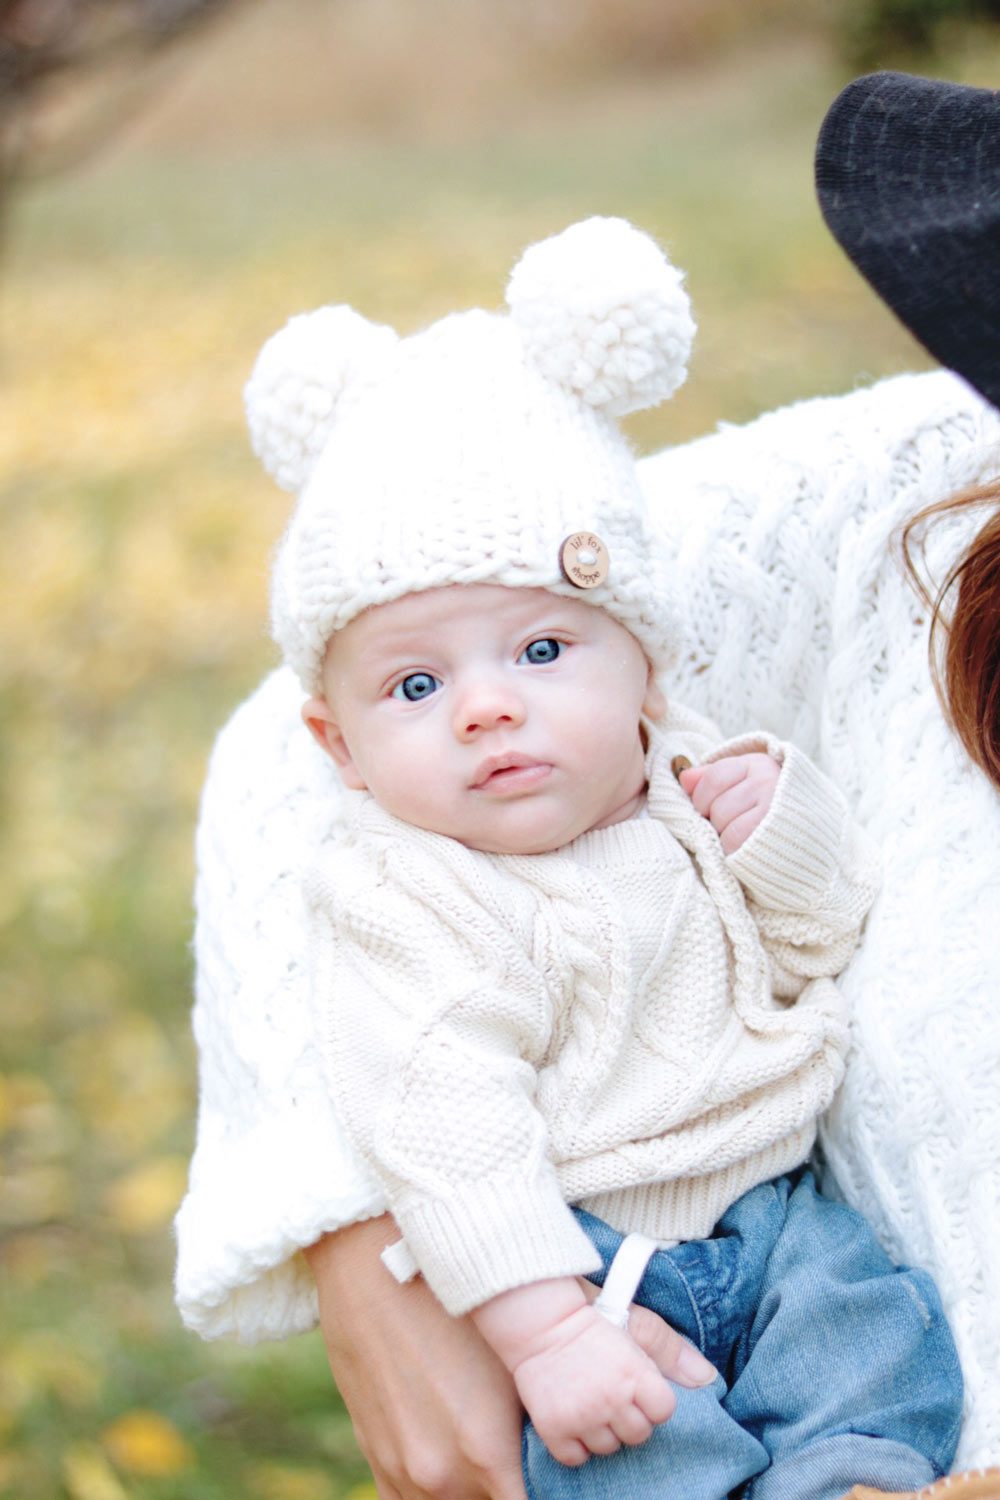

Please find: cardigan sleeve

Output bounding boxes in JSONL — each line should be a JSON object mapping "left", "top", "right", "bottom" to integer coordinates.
{"left": 308, "top": 837, "right": 601, "bottom": 1316}
{"left": 173, "top": 671, "right": 387, "bottom": 1344}
{"left": 704, "top": 733, "right": 881, "bottom": 993}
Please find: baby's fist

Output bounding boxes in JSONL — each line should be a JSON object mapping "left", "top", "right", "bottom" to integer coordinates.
{"left": 678, "top": 753, "right": 780, "bottom": 854}
{"left": 513, "top": 1307, "right": 674, "bottom": 1466}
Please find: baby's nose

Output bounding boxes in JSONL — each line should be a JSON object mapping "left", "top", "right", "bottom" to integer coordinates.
{"left": 454, "top": 680, "right": 526, "bottom": 740}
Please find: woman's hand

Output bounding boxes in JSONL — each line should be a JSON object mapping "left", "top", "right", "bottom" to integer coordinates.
{"left": 305, "top": 1216, "right": 528, "bottom": 1500}
{"left": 305, "top": 1217, "right": 717, "bottom": 1498}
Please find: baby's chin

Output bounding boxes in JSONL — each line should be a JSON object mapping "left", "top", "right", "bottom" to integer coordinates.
{"left": 451, "top": 812, "right": 584, "bottom": 857}
{"left": 461, "top": 802, "right": 642, "bottom": 856}
{"left": 465, "top": 832, "right": 573, "bottom": 856}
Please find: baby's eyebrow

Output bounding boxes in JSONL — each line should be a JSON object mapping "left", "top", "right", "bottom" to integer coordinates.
{"left": 360, "top": 633, "right": 428, "bottom": 664}
{"left": 348, "top": 636, "right": 437, "bottom": 686}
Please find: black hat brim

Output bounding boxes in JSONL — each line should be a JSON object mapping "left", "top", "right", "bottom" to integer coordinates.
{"left": 816, "top": 70, "right": 1000, "bottom": 411}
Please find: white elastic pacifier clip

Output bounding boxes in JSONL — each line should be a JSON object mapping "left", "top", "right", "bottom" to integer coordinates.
{"left": 593, "top": 1232, "right": 663, "bottom": 1328}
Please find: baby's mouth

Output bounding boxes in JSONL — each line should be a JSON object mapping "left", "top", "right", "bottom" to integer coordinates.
{"left": 470, "top": 754, "right": 552, "bottom": 792}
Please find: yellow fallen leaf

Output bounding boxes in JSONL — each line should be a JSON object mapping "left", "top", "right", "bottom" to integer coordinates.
{"left": 1, "top": 1331, "right": 103, "bottom": 1412}
{"left": 73, "top": 1014, "right": 188, "bottom": 1152}
{"left": 62, "top": 1443, "right": 128, "bottom": 1500}
{"left": 101, "top": 1409, "right": 194, "bottom": 1476}
{"left": 103, "top": 1155, "right": 188, "bottom": 1234}
{"left": 1, "top": 1164, "right": 73, "bottom": 1229}
{"left": 252, "top": 1463, "right": 336, "bottom": 1500}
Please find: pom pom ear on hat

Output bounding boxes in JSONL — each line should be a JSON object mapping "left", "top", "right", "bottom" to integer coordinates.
{"left": 506, "top": 216, "right": 695, "bottom": 417}
{"left": 244, "top": 304, "right": 398, "bottom": 494}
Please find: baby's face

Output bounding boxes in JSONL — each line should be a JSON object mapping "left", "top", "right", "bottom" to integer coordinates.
{"left": 306, "top": 584, "right": 662, "bottom": 855}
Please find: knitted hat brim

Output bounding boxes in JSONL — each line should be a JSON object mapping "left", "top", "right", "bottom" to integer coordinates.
{"left": 815, "top": 70, "right": 1000, "bottom": 412}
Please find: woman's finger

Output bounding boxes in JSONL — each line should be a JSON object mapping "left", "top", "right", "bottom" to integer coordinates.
{"left": 368, "top": 1459, "right": 406, "bottom": 1500}
{"left": 627, "top": 1302, "right": 717, "bottom": 1388}
{"left": 575, "top": 1277, "right": 717, "bottom": 1390}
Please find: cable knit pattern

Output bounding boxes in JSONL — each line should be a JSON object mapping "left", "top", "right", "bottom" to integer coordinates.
{"left": 176, "top": 368, "right": 1000, "bottom": 1466}
{"left": 306, "top": 724, "right": 868, "bottom": 1315}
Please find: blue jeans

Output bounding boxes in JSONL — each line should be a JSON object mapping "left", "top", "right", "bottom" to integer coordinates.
{"left": 522, "top": 1170, "right": 963, "bottom": 1500}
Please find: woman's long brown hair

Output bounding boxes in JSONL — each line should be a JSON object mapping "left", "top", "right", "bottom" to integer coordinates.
{"left": 901, "top": 480, "right": 1000, "bottom": 791}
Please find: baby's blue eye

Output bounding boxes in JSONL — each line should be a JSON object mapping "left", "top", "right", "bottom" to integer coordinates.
{"left": 392, "top": 672, "right": 441, "bottom": 702}
{"left": 519, "top": 638, "right": 561, "bottom": 666}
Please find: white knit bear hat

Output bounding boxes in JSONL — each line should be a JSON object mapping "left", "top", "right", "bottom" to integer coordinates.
{"left": 247, "top": 216, "right": 696, "bottom": 694}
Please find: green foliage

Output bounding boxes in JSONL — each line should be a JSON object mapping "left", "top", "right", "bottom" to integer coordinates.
{"left": 835, "top": 0, "right": 1000, "bottom": 67}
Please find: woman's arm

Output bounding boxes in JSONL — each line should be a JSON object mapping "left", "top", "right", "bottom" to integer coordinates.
{"left": 305, "top": 1217, "right": 529, "bottom": 1500}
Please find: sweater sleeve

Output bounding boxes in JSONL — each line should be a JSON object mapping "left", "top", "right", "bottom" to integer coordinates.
{"left": 308, "top": 838, "right": 601, "bottom": 1316}
{"left": 703, "top": 733, "right": 881, "bottom": 993}
{"left": 174, "top": 671, "right": 386, "bottom": 1344}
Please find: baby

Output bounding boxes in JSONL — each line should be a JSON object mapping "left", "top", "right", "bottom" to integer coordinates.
{"left": 247, "top": 218, "right": 963, "bottom": 1500}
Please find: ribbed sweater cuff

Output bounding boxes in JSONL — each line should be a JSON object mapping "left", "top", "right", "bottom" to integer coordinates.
{"left": 394, "top": 1169, "right": 602, "bottom": 1315}
{"left": 722, "top": 739, "right": 847, "bottom": 911}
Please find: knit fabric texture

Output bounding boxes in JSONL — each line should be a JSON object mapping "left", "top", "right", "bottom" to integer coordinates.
{"left": 307, "top": 719, "right": 872, "bottom": 1316}
{"left": 175, "top": 368, "right": 1000, "bottom": 1467}
{"left": 248, "top": 217, "right": 695, "bottom": 692}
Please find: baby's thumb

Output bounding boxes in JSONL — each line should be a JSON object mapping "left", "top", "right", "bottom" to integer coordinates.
{"left": 628, "top": 1304, "right": 718, "bottom": 1388}
{"left": 677, "top": 765, "right": 703, "bottom": 796}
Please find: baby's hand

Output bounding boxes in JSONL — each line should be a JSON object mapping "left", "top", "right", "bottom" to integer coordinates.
{"left": 511, "top": 1302, "right": 675, "bottom": 1466}
{"left": 472, "top": 1277, "right": 680, "bottom": 1468}
{"left": 679, "top": 752, "right": 780, "bottom": 854}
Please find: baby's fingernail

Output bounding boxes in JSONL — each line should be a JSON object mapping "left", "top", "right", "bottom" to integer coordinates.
{"left": 676, "top": 1343, "right": 718, "bottom": 1386}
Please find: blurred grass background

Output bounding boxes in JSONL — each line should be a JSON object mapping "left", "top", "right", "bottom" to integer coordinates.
{"left": 3, "top": 2, "right": 1000, "bottom": 1495}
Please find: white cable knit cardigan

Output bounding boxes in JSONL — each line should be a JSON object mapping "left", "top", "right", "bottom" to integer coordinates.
{"left": 309, "top": 723, "right": 874, "bottom": 1315}
{"left": 175, "top": 369, "right": 1000, "bottom": 1468}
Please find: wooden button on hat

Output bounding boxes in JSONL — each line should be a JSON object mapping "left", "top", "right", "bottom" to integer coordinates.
{"left": 559, "top": 532, "right": 609, "bottom": 590}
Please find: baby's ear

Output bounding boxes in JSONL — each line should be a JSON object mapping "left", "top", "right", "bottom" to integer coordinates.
{"left": 642, "top": 673, "right": 667, "bottom": 722}
{"left": 301, "top": 697, "right": 368, "bottom": 791}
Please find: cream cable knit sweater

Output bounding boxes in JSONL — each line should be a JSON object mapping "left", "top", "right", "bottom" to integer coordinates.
{"left": 309, "top": 723, "right": 874, "bottom": 1316}
{"left": 175, "top": 370, "right": 1000, "bottom": 1467}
